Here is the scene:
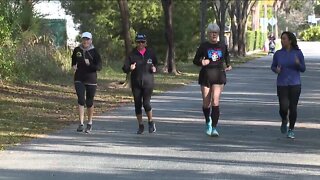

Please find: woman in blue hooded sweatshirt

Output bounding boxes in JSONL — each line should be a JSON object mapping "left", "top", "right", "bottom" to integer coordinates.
{"left": 271, "top": 31, "right": 306, "bottom": 139}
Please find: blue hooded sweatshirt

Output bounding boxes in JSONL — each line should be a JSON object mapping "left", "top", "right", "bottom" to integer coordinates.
{"left": 271, "top": 47, "right": 306, "bottom": 86}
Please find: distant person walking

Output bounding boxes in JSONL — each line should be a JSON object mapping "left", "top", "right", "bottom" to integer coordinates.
{"left": 72, "top": 32, "right": 102, "bottom": 133}
{"left": 193, "top": 23, "right": 232, "bottom": 137}
{"left": 122, "top": 33, "right": 158, "bottom": 134}
{"left": 271, "top": 31, "right": 306, "bottom": 139}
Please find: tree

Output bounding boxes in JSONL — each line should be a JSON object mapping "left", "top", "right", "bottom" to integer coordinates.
{"left": 228, "top": 1, "right": 237, "bottom": 54}
{"left": 228, "top": 0, "right": 257, "bottom": 56}
{"left": 200, "top": 0, "right": 208, "bottom": 43}
{"left": 118, "top": 0, "right": 131, "bottom": 57}
{"left": 212, "top": 0, "right": 232, "bottom": 46}
{"left": 161, "top": 0, "right": 177, "bottom": 74}
{"left": 118, "top": 0, "right": 132, "bottom": 87}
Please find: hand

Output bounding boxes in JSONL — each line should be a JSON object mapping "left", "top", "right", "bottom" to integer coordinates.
{"left": 84, "top": 59, "right": 90, "bottom": 66}
{"left": 130, "top": 62, "right": 136, "bottom": 71}
{"left": 276, "top": 65, "right": 281, "bottom": 74}
{"left": 201, "top": 58, "right": 210, "bottom": 66}
{"left": 72, "top": 65, "right": 77, "bottom": 72}
{"left": 151, "top": 64, "right": 156, "bottom": 73}
{"left": 225, "top": 65, "right": 232, "bottom": 71}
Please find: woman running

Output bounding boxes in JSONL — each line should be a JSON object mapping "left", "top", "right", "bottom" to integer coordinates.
{"left": 72, "top": 32, "right": 102, "bottom": 133}
{"left": 122, "top": 33, "right": 158, "bottom": 134}
{"left": 193, "top": 23, "right": 232, "bottom": 137}
{"left": 271, "top": 31, "right": 306, "bottom": 139}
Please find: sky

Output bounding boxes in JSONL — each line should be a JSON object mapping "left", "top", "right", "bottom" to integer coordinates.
{"left": 34, "top": 1, "right": 79, "bottom": 42}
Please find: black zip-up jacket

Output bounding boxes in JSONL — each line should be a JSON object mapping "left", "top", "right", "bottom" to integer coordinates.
{"left": 72, "top": 45, "right": 102, "bottom": 84}
{"left": 193, "top": 41, "right": 230, "bottom": 69}
{"left": 122, "top": 47, "right": 158, "bottom": 88}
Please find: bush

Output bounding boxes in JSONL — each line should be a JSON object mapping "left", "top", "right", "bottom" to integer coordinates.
{"left": 0, "top": 16, "right": 15, "bottom": 81}
{"left": 300, "top": 26, "right": 320, "bottom": 41}
{"left": 246, "top": 30, "right": 255, "bottom": 52}
{"left": 9, "top": 32, "right": 72, "bottom": 82}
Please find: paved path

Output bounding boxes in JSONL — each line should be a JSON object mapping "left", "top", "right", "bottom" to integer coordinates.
{"left": 0, "top": 42, "right": 319, "bottom": 180}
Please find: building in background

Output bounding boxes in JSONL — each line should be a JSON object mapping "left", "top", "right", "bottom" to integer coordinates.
{"left": 34, "top": 1, "right": 79, "bottom": 48}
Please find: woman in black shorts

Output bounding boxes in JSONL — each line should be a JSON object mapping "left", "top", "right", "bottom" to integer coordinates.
{"left": 72, "top": 32, "right": 102, "bottom": 133}
{"left": 122, "top": 33, "right": 158, "bottom": 134}
{"left": 193, "top": 23, "right": 232, "bottom": 137}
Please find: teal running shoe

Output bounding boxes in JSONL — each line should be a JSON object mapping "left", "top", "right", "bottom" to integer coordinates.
{"left": 287, "top": 129, "right": 295, "bottom": 139}
{"left": 211, "top": 127, "right": 219, "bottom": 137}
{"left": 205, "top": 118, "right": 212, "bottom": 136}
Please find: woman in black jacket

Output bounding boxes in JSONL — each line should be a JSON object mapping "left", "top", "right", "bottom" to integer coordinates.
{"left": 72, "top": 32, "right": 102, "bottom": 133}
{"left": 122, "top": 33, "right": 158, "bottom": 134}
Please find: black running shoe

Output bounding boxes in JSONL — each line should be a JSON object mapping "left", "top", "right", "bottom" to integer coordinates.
{"left": 77, "top": 124, "right": 84, "bottom": 132}
{"left": 85, "top": 124, "right": 92, "bottom": 133}
{"left": 148, "top": 121, "right": 156, "bottom": 133}
{"left": 137, "top": 124, "right": 144, "bottom": 134}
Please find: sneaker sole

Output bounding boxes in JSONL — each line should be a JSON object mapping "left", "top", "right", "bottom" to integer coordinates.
{"left": 149, "top": 128, "right": 156, "bottom": 133}
{"left": 211, "top": 134, "right": 219, "bottom": 137}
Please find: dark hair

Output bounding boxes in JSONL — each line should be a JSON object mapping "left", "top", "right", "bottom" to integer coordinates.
{"left": 281, "top": 31, "right": 299, "bottom": 50}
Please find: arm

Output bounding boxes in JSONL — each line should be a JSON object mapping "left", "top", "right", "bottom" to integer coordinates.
{"left": 122, "top": 54, "right": 132, "bottom": 73}
{"left": 271, "top": 52, "right": 279, "bottom": 73}
{"left": 296, "top": 50, "right": 306, "bottom": 72}
{"left": 152, "top": 51, "right": 158, "bottom": 73}
{"left": 224, "top": 45, "right": 231, "bottom": 67}
{"left": 193, "top": 44, "right": 204, "bottom": 66}
{"left": 71, "top": 48, "right": 77, "bottom": 67}
{"left": 90, "top": 50, "right": 102, "bottom": 71}
{"left": 89, "top": 49, "right": 102, "bottom": 71}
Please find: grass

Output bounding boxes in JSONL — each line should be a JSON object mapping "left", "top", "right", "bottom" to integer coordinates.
{"left": 0, "top": 52, "right": 266, "bottom": 150}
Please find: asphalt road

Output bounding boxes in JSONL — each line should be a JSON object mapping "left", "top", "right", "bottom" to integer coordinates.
{"left": 0, "top": 42, "right": 319, "bottom": 180}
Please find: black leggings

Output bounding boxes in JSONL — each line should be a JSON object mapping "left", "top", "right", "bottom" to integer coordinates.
{"left": 277, "top": 85, "right": 301, "bottom": 130}
{"left": 132, "top": 86, "right": 153, "bottom": 115}
{"left": 75, "top": 82, "right": 97, "bottom": 108}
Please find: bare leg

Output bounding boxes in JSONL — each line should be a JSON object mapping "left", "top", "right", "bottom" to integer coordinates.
{"left": 79, "top": 105, "right": 85, "bottom": 125}
{"left": 146, "top": 110, "right": 152, "bottom": 122}
{"left": 201, "top": 86, "right": 212, "bottom": 108}
{"left": 211, "top": 85, "right": 224, "bottom": 128}
{"left": 87, "top": 106, "right": 94, "bottom": 124}
{"left": 136, "top": 114, "right": 143, "bottom": 125}
{"left": 211, "top": 85, "right": 224, "bottom": 106}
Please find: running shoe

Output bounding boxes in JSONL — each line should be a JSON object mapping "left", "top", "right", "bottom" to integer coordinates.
{"left": 287, "top": 129, "right": 295, "bottom": 139}
{"left": 85, "top": 124, "right": 92, "bottom": 133}
{"left": 148, "top": 121, "right": 156, "bottom": 133}
{"left": 137, "top": 124, "right": 144, "bottom": 134}
{"left": 205, "top": 118, "right": 212, "bottom": 136}
{"left": 211, "top": 127, "right": 219, "bottom": 137}
{"left": 77, "top": 124, "right": 84, "bottom": 132}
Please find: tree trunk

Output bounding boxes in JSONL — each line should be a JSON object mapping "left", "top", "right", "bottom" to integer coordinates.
{"left": 228, "top": 1, "right": 238, "bottom": 55}
{"left": 161, "top": 0, "right": 177, "bottom": 74}
{"left": 251, "top": 1, "right": 260, "bottom": 31}
{"left": 118, "top": 0, "right": 132, "bottom": 87}
{"left": 219, "top": 0, "right": 226, "bottom": 45}
{"left": 235, "top": 0, "right": 256, "bottom": 56}
{"left": 118, "top": 0, "right": 131, "bottom": 56}
{"left": 274, "top": 2, "right": 279, "bottom": 39}
{"left": 212, "top": 0, "right": 232, "bottom": 46}
{"left": 200, "top": 0, "right": 208, "bottom": 43}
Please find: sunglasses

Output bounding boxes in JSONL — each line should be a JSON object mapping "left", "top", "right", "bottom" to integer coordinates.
{"left": 136, "top": 41, "right": 146, "bottom": 44}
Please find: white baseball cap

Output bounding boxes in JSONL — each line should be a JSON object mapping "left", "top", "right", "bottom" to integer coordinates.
{"left": 81, "top": 32, "right": 92, "bottom": 39}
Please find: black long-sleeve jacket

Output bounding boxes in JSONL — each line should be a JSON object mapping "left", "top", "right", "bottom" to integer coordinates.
{"left": 193, "top": 41, "right": 230, "bottom": 69}
{"left": 72, "top": 45, "right": 102, "bottom": 84}
{"left": 122, "top": 48, "right": 158, "bottom": 88}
